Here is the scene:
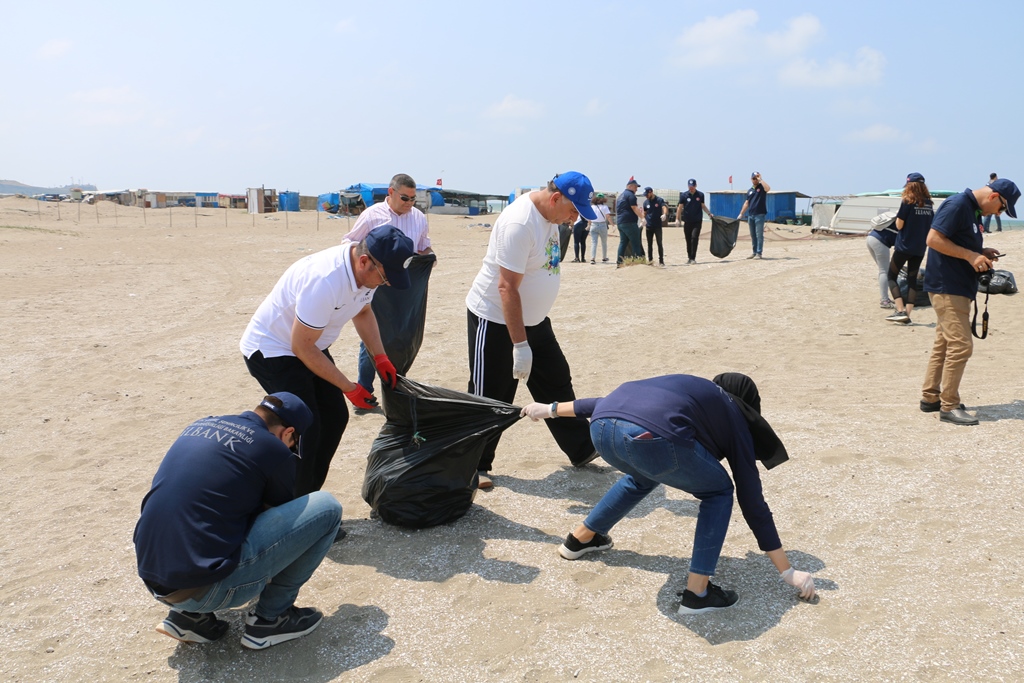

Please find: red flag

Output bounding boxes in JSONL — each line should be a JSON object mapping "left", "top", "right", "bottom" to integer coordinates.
{"left": 436, "top": 178, "right": 442, "bottom": 186}
{"left": 728, "top": 175, "right": 733, "bottom": 184}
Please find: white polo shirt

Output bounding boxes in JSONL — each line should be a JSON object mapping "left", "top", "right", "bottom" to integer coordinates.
{"left": 344, "top": 200, "right": 431, "bottom": 252}
{"left": 465, "top": 193, "right": 561, "bottom": 327}
{"left": 240, "top": 242, "right": 374, "bottom": 359}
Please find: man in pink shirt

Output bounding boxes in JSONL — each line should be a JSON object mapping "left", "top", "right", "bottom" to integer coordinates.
{"left": 344, "top": 174, "right": 435, "bottom": 409}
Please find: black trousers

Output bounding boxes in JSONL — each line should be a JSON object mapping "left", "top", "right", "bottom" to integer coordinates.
{"left": 684, "top": 218, "right": 703, "bottom": 260}
{"left": 646, "top": 225, "right": 664, "bottom": 263}
{"left": 467, "top": 310, "right": 594, "bottom": 471}
{"left": 244, "top": 349, "right": 348, "bottom": 496}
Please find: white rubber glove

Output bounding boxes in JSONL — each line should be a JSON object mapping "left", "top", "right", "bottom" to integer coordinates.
{"left": 512, "top": 341, "right": 533, "bottom": 381}
{"left": 520, "top": 402, "right": 555, "bottom": 421}
{"left": 781, "top": 568, "right": 816, "bottom": 600}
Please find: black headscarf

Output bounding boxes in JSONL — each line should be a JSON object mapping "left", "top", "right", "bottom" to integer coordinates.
{"left": 712, "top": 372, "right": 789, "bottom": 470}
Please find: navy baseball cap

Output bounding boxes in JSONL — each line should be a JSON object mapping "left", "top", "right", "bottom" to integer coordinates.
{"left": 553, "top": 171, "right": 598, "bottom": 221}
{"left": 906, "top": 172, "right": 925, "bottom": 184}
{"left": 751, "top": 171, "right": 759, "bottom": 178}
{"left": 643, "top": 186, "right": 653, "bottom": 194}
{"left": 626, "top": 176, "right": 640, "bottom": 187}
{"left": 988, "top": 178, "right": 1020, "bottom": 218}
{"left": 687, "top": 179, "right": 696, "bottom": 186}
{"left": 260, "top": 392, "right": 313, "bottom": 436}
{"left": 365, "top": 225, "right": 416, "bottom": 289}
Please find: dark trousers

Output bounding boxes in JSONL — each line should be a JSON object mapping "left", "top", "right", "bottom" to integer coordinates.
{"left": 244, "top": 349, "right": 348, "bottom": 496}
{"left": 573, "top": 224, "right": 588, "bottom": 261}
{"left": 616, "top": 222, "right": 645, "bottom": 263}
{"left": 646, "top": 225, "right": 664, "bottom": 263}
{"left": 467, "top": 310, "right": 594, "bottom": 472}
{"left": 683, "top": 218, "right": 702, "bottom": 260}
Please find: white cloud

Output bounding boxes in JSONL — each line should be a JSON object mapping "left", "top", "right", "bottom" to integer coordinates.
{"left": 37, "top": 39, "right": 72, "bottom": 60}
{"left": 70, "top": 87, "right": 138, "bottom": 106}
{"left": 583, "top": 98, "right": 607, "bottom": 117}
{"left": 673, "top": 11, "right": 883, "bottom": 89}
{"left": 485, "top": 95, "right": 544, "bottom": 120}
{"left": 914, "top": 138, "right": 940, "bottom": 154}
{"left": 844, "top": 124, "right": 907, "bottom": 143}
{"left": 334, "top": 19, "right": 355, "bottom": 33}
{"left": 779, "top": 47, "right": 885, "bottom": 87}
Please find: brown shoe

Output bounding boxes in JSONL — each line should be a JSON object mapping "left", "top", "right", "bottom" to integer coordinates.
{"left": 476, "top": 471, "right": 493, "bottom": 489}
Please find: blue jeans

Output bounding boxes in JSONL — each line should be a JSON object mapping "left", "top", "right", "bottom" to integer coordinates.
{"left": 156, "top": 491, "right": 342, "bottom": 620}
{"left": 616, "top": 222, "right": 645, "bottom": 264}
{"left": 982, "top": 213, "right": 1002, "bottom": 232}
{"left": 357, "top": 342, "right": 375, "bottom": 393}
{"left": 584, "top": 418, "right": 734, "bottom": 577}
{"left": 747, "top": 214, "right": 766, "bottom": 255}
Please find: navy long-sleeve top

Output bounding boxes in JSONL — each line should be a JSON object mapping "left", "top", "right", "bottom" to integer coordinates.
{"left": 574, "top": 375, "right": 781, "bottom": 551}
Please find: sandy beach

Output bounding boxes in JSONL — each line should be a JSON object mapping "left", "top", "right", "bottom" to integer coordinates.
{"left": 2, "top": 196, "right": 1023, "bottom": 682}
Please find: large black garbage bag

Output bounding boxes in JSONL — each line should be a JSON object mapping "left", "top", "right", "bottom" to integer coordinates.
{"left": 372, "top": 253, "right": 436, "bottom": 375}
{"left": 709, "top": 216, "right": 740, "bottom": 258}
{"left": 898, "top": 267, "right": 931, "bottom": 308}
{"left": 362, "top": 376, "right": 522, "bottom": 528}
{"left": 978, "top": 269, "right": 1018, "bottom": 295}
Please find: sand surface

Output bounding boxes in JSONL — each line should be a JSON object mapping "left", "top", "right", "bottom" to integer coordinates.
{"left": 2, "top": 197, "right": 1023, "bottom": 682}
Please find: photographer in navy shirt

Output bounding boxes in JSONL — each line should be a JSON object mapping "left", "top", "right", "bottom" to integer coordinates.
{"left": 520, "top": 373, "right": 817, "bottom": 614}
{"left": 920, "top": 178, "right": 1019, "bottom": 425}
{"left": 135, "top": 392, "right": 342, "bottom": 649}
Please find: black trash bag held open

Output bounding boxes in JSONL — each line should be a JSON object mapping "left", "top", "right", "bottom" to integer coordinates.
{"left": 709, "top": 216, "right": 741, "bottom": 258}
{"left": 362, "top": 376, "right": 522, "bottom": 528}
{"left": 897, "top": 267, "right": 931, "bottom": 308}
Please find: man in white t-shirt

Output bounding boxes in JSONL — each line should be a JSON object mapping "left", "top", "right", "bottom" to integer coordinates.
{"left": 241, "top": 225, "right": 416, "bottom": 495}
{"left": 343, "top": 174, "right": 434, "bottom": 408}
{"left": 466, "top": 172, "right": 601, "bottom": 488}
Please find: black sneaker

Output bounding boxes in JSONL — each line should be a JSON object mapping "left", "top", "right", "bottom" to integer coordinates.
{"left": 156, "top": 610, "right": 229, "bottom": 643}
{"left": 677, "top": 582, "right": 739, "bottom": 615}
{"left": 570, "top": 450, "right": 601, "bottom": 467}
{"left": 558, "top": 532, "right": 613, "bottom": 560}
{"left": 241, "top": 606, "right": 323, "bottom": 650}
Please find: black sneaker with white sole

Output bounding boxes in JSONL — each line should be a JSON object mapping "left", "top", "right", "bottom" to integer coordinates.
{"left": 156, "top": 610, "right": 229, "bottom": 643}
{"left": 241, "top": 606, "right": 323, "bottom": 650}
{"left": 558, "top": 532, "right": 613, "bottom": 560}
{"left": 677, "top": 581, "right": 740, "bottom": 614}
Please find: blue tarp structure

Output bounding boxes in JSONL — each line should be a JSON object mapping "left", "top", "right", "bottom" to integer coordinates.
{"left": 317, "top": 192, "right": 340, "bottom": 212}
{"left": 344, "top": 183, "right": 443, "bottom": 208}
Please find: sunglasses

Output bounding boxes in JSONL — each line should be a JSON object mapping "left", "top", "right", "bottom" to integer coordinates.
{"left": 396, "top": 192, "right": 416, "bottom": 202}
{"left": 998, "top": 195, "right": 1008, "bottom": 214}
{"left": 370, "top": 256, "right": 390, "bottom": 286}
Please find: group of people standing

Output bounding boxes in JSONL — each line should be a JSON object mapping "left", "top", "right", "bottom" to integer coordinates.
{"left": 134, "top": 169, "right": 821, "bottom": 651}
{"left": 865, "top": 172, "right": 1019, "bottom": 427}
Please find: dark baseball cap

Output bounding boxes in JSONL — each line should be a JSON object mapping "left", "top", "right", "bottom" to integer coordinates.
{"left": 365, "top": 225, "right": 416, "bottom": 289}
{"left": 643, "top": 186, "right": 653, "bottom": 194}
{"left": 626, "top": 176, "right": 640, "bottom": 187}
{"left": 687, "top": 179, "right": 696, "bottom": 186}
{"left": 906, "top": 172, "right": 925, "bottom": 184}
{"left": 260, "top": 392, "right": 313, "bottom": 436}
{"left": 989, "top": 178, "right": 1020, "bottom": 218}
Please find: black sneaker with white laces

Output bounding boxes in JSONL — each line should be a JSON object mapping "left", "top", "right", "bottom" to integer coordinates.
{"left": 156, "top": 610, "right": 229, "bottom": 643}
{"left": 241, "top": 606, "right": 323, "bottom": 650}
{"left": 558, "top": 532, "right": 613, "bottom": 560}
{"left": 677, "top": 581, "right": 740, "bottom": 614}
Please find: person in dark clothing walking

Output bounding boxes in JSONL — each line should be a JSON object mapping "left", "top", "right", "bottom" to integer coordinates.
{"left": 643, "top": 187, "right": 668, "bottom": 266}
{"left": 676, "top": 179, "right": 714, "bottom": 264}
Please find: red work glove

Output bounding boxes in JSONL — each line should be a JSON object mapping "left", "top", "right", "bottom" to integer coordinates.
{"left": 344, "top": 384, "right": 378, "bottom": 410}
{"left": 374, "top": 354, "right": 398, "bottom": 389}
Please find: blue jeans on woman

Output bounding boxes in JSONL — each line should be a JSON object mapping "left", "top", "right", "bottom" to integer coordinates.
{"left": 154, "top": 491, "right": 342, "bottom": 620}
{"left": 357, "top": 342, "right": 375, "bottom": 393}
{"left": 583, "top": 418, "right": 734, "bottom": 577}
{"left": 747, "top": 214, "right": 766, "bottom": 256}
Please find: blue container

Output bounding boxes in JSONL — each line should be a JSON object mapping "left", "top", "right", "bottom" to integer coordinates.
{"left": 709, "top": 192, "right": 746, "bottom": 219}
{"left": 709, "top": 191, "right": 798, "bottom": 222}
{"left": 279, "top": 191, "right": 300, "bottom": 212}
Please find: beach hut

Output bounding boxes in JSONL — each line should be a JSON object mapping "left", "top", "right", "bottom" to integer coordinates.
{"left": 247, "top": 187, "right": 277, "bottom": 214}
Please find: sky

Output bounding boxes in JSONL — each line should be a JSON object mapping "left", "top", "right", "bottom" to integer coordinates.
{"left": 2, "top": 1, "right": 1022, "bottom": 198}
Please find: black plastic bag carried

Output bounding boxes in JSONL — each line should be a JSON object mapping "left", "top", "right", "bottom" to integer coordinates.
{"left": 371, "top": 253, "right": 436, "bottom": 411}
{"left": 897, "top": 267, "right": 931, "bottom": 309}
{"left": 978, "top": 269, "right": 1018, "bottom": 295}
{"left": 709, "top": 216, "right": 740, "bottom": 258}
{"left": 362, "top": 376, "right": 522, "bottom": 528}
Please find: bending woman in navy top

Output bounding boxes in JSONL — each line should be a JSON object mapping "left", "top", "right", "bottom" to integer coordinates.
{"left": 521, "top": 373, "right": 816, "bottom": 614}
{"left": 886, "top": 173, "right": 934, "bottom": 325}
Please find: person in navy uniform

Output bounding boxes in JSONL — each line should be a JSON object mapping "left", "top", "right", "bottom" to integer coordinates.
{"left": 676, "top": 178, "right": 714, "bottom": 264}
{"left": 643, "top": 187, "right": 668, "bottom": 266}
{"left": 738, "top": 172, "right": 770, "bottom": 259}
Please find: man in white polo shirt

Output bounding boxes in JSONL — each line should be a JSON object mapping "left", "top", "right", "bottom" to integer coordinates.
{"left": 241, "top": 225, "right": 416, "bottom": 495}
{"left": 343, "top": 174, "right": 434, "bottom": 408}
{"left": 466, "top": 171, "right": 601, "bottom": 489}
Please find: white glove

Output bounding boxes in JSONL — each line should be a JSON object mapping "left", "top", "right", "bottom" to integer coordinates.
{"left": 520, "top": 402, "right": 555, "bottom": 421}
{"left": 781, "top": 567, "right": 816, "bottom": 600}
{"left": 512, "top": 341, "right": 532, "bottom": 381}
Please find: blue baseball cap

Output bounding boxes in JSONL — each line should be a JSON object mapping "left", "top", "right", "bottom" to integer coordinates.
{"left": 260, "top": 392, "right": 313, "bottom": 436}
{"left": 365, "top": 225, "right": 416, "bottom": 289}
{"left": 988, "top": 178, "right": 1020, "bottom": 218}
{"left": 553, "top": 171, "right": 597, "bottom": 221}
{"left": 626, "top": 176, "right": 640, "bottom": 187}
{"left": 906, "top": 172, "right": 925, "bottom": 184}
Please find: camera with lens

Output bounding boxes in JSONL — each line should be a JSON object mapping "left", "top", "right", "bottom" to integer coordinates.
{"left": 978, "top": 270, "right": 994, "bottom": 288}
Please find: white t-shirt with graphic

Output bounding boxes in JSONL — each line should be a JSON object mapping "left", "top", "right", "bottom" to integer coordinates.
{"left": 466, "top": 192, "right": 561, "bottom": 327}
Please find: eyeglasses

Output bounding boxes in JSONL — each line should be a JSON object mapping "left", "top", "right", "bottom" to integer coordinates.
{"left": 396, "top": 192, "right": 416, "bottom": 203}
{"left": 998, "top": 195, "right": 1008, "bottom": 214}
{"left": 370, "top": 256, "right": 390, "bottom": 286}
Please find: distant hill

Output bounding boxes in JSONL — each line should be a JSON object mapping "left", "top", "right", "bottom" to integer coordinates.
{"left": 0, "top": 179, "right": 98, "bottom": 195}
